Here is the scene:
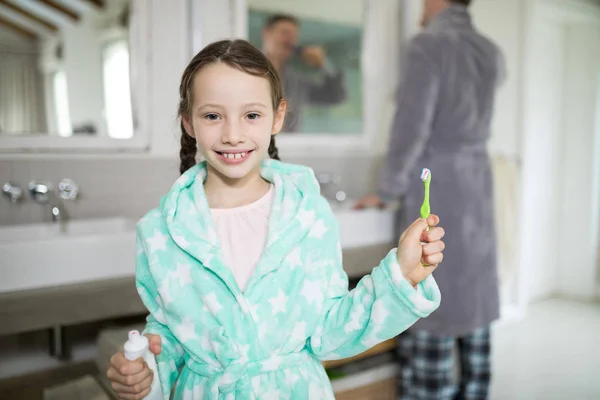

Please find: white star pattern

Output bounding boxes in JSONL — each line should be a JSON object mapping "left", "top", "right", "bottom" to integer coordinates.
{"left": 361, "top": 276, "right": 374, "bottom": 293}
{"left": 192, "top": 382, "right": 205, "bottom": 399}
{"left": 299, "top": 367, "right": 309, "bottom": 380}
{"left": 361, "top": 333, "right": 381, "bottom": 349}
{"left": 199, "top": 331, "right": 211, "bottom": 350}
{"left": 363, "top": 294, "right": 374, "bottom": 307}
{"left": 296, "top": 208, "right": 316, "bottom": 229}
{"left": 285, "top": 247, "right": 303, "bottom": 269}
{"left": 237, "top": 295, "right": 250, "bottom": 314}
{"left": 262, "top": 355, "right": 283, "bottom": 372}
{"left": 269, "top": 289, "right": 288, "bottom": 315}
{"left": 329, "top": 269, "right": 347, "bottom": 290}
{"left": 175, "top": 316, "right": 196, "bottom": 343}
{"left": 285, "top": 369, "right": 299, "bottom": 387}
{"left": 311, "top": 326, "right": 323, "bottom": 348}
{"left": 304, "top": 255, "right": 329, "bottom": 273}
{"left": 237, "top": 344, "right": 250, "bottom": 363}
{"left": 251, "top": 376, "right": 261, "bottom": 394}
{"left": 290, "top": 321, "right": 307, "bottom": 344}
{"left": 158, "top": 280, "right": 173, "bottom": 308}
{"left": 300, "top": 279, "right": 324, "bottom": 306}
{"left": 371, "top": 300, "right": 390, "bottom": 325}
{"left": 187, "top": 206, "right": 198, "bottom": 216}
{"left": 172, "top": 234, "right": 190, "bottom": 248}
{"left": 201, "top": 292, "right": 223, "bottom": 315}
{"left": 147, "top": 230, "right": 168, "bottom": 253}
{"left": 308, "top": 219, "right": 328, "bottom": 239}
{"left": 281, "top": 196, "right": 297, "bottom": 217}
{"left": 202, "top": 251, "right": 215, "bottom": 269}
{"left": 171, "top": 262, "right": 192, "bottom": 286}
{"left": 263, "top": 388, "right": 280, "bottom": 400}
{"left": 153, "top": 307, "right": 167, "bottom": 324}
{"left": 258, "top": 323, "right": 270, "bottom": 341}
{"left": 247, "top": 301, "right": 259, "bottom": 321}
{"left": 309, "top": 383, "right": 325, "bottom": 399}
{"left": 344, "top": 304, "right": 364, "bottom": 333}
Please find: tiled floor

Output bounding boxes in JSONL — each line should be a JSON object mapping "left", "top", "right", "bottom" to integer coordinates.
{"left": 491, "top": 298, "right": 600, "bottom": 400}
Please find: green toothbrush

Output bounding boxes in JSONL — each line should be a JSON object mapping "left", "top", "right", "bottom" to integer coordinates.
{"left": 420, "top": 168, "right": 431, "bottom": 220}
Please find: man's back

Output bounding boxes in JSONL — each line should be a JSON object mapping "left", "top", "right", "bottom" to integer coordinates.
{"left": 379, "top": 4, "right": 504, "bottom": 336}
{"left": 416, "top": 7, "right": 504, "bottom": 153}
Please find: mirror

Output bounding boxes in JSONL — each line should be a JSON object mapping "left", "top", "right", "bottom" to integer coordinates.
{"left": 0, "top": 0, "right": 135, "bottom": 139}
{"left": 247, "top": 0, "right": 364, "bottom": 135}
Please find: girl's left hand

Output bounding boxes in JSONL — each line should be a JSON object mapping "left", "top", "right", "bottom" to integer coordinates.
{"left": 396, "top": 214, "right": 445, "bottom": 287}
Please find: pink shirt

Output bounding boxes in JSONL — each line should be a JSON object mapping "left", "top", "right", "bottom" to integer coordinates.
{"left": 210, "top": 185, "right": 275, "bottom": 292}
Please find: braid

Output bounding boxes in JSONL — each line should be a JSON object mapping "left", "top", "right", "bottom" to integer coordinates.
{"left": 179, "top": 122, "right": 197, "bottom": 174}
{"left": 268, "top": 136, "right": 280, "bottom": 160}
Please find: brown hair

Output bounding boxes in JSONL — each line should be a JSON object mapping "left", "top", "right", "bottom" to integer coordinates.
{"left": 449, "top": 0, "right": 472, "bottom": 6}
{"left": 178, "top": 39, "right": 283, "bottom": 175}
{"left": 264, "top": 13, "right": 299, "bottom": 29}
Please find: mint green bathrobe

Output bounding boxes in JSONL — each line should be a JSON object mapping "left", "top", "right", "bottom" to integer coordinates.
{"left": 135, "top": 160, "right": 441, "bottom": 399}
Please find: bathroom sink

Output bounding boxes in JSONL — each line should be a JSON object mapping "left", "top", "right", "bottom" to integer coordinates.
{"left": 331, "top": 203, "right": 395, "bottom": 248}
{"left": 0, "top": 218, "right": 137, "bottom": 294}
{"left": 0, "top": 205, "right": 395, "bottom": 294}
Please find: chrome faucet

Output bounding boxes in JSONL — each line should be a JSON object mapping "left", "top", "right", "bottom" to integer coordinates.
{"left": 316, "top": 172, "right": 347, "bottom": 203}
{"left": 28, "top": 179, "right": 79, "bottom": 222}
{"left": 2, "top": 182, "right": 23, "bottom": 203}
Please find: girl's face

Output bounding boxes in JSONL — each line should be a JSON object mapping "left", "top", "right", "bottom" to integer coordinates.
{"left": 183, "top": 63, "right": 286, "bottom": 183}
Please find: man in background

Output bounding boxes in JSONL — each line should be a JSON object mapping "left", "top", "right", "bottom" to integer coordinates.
{"left": 261, "top": 14, "right": 347, "bottom": 132}
{"left": 355, "top": 0, "right": 505, "bottom": 398}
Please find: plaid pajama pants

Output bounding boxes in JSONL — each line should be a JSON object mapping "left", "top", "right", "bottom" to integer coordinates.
{"left": 397, "top": 326, "right": 492, "bottom": 400}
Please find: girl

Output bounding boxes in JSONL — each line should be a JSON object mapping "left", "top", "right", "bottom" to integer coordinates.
{"left": 106, "top": 39, "right": 445, "bottom": 400}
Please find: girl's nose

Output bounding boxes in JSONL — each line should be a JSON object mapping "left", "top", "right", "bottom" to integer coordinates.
{"left": 221, "top": 121, "right": 245, "bottom": 144}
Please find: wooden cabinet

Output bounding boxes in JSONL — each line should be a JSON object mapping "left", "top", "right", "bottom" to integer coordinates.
{"left": 323, "top": 339, "right": 398, "bottom": 399}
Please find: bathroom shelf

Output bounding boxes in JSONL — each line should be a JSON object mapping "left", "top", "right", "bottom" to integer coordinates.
{"left": 331, "top": 363, "right": 398, "bottom": 399}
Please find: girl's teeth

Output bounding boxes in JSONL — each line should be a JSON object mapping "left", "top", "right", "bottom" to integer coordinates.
{"left": 223, "top": 152, "right": 247, "bottom": 160}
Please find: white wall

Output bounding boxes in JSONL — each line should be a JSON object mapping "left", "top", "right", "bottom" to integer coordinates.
{"left": 557, "top": 24, "right": 600, "bottom": 299}
{"left": 147, "top": 0, "right": 191, "bottom": 157}
{"left": 520, "top": 17, "right": 566, "bottom": 302}
{"left": 519, "top": 0, "right": 600, "bottom": 303}
{"left": 471, "top": 0, "right": 526, "bottom": 159}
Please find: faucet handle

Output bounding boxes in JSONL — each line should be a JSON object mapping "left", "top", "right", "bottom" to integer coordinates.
{"left": 28, "top": 180, "right": 51, "bottom": 204}
{"left": 315, "top": 172, "right": 331, "bottom": 185}
{"left": 2, "top": 182, "right": 23, "bottom": 203}
{"left": 58, "top": 178, "right": 78, "bottom": 200}
{"left": 316, "top": 172, "right": 341, "bottom": 186}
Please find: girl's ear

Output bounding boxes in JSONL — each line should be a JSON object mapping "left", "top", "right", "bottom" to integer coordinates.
{"left": 272, "top": 100, "right": 287, "bottom": 135}
{"left": 182, "top": 116, "right": 194, "bottom": 138}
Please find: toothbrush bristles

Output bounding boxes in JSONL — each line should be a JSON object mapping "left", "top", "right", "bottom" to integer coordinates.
{"left": 421, "top": 168, "right": 431, "bottom": 182}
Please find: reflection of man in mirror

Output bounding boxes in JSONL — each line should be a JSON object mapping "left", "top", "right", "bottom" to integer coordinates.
{"left": 261, "top": 14, "right": 347, "bottom": 132}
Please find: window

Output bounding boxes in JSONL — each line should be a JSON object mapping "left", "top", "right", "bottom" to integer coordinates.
{"left": 53, "top": 70, "right": 72, "bottom": 137}
{"left": 102, "top": 40, "right": 134, "bottom": 139}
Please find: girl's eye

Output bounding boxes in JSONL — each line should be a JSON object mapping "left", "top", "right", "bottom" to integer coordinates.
{"left": 246, "top": 113, "right": 260, "bottom": 120}
{"left": 204, "top": 113, "right": 220, "bottom": 121}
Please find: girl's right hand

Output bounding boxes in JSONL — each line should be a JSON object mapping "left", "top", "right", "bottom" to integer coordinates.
{"left": 106, "top": 334, "right": 162, "bottom": 400}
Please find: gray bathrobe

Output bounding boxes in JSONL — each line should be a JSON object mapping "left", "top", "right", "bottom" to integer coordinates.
{"left": 378, "top": 5, "right": 505, "bottom": 336}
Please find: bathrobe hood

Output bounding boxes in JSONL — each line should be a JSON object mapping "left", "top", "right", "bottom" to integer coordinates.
{"left": 157, "top": 159, "right": 323, "bottom": 295}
